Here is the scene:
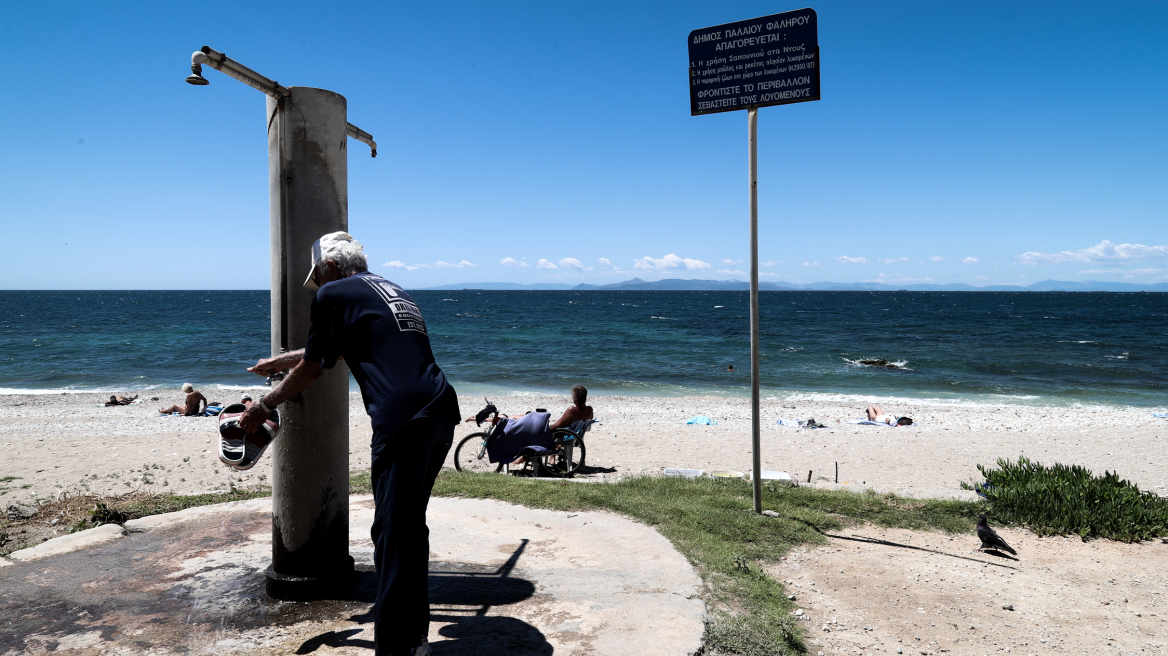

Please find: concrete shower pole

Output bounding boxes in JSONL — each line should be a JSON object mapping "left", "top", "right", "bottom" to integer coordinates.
{"left": 265, "top": 87, "right": 353, "bottom": 600}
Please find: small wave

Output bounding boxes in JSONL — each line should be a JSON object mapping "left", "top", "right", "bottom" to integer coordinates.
{"left": 442, "top": 299, "right": 458, "bottom": 301}
{"left": 714, "top": 305, "right": 724, "bottom": 308}
{"left": 1105, "top": 352, "right": 1130, "bottom": 360}
{"left": 650, "top": 316, "right": 675, "bottom": 320}
{"left": 844, "top": 358, "right": 911, "bottom": 371}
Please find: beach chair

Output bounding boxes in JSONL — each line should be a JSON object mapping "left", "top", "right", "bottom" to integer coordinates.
{"left": 512, "top": 418, "right": 595, "bottom": 478}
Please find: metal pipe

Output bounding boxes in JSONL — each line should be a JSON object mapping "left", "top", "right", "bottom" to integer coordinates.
{"left": 748, "top": 106, "right": 761, "bottom": 514}
{"left": 346, "top": 123, "right": 378, "bottom": 158}
{"left": 194, "top": 46, "right": 288, "bottom": 98}
{"left": 190, "top": 46, "right": 377, "bottom": 157}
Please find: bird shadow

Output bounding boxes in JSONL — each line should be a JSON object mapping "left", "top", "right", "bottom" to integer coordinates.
{"left": 978, "top": 548, "right": 1020, "bottom": 562}
{"left": 825, "top": 533, "right": 1019, "bottom": 570}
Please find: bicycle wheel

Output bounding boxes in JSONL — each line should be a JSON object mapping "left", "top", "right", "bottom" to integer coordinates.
{"left": 544, "top": 434, "right": 586, "bottom": 477}
{"left": 453, "top": 432, "right": 502, "bottom": 473}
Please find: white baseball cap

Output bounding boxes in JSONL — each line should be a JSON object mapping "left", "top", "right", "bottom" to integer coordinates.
{"left": 303, "top": 231, "right": 355, "bottom": 290}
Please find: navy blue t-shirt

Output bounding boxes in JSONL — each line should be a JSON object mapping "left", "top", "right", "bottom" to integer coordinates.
{"left": 303, "top": 272, "right": 458, "bottom": 447}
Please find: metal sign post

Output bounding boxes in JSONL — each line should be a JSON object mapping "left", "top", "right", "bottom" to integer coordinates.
{"left": 688, "top": 9, "right": 820, "bottom": 513}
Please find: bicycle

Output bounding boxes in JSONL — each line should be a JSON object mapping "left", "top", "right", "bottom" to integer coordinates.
{"left": 453, "top": 399, "right": 590, "bottom": 477}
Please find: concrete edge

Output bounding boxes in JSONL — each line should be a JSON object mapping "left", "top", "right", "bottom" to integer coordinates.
{"left": 123, "top": 496, "right": 273, "bottom": 532}
{"left": 8, "top": 523, "right": 125, "bottom": 562}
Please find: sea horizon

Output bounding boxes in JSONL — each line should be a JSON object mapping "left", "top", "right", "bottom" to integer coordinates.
{"left": 2, "top": 289, "right": 1165, "bottom": 410}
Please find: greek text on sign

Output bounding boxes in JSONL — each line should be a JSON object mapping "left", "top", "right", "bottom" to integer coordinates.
{"left": 689, "top": 8, "right": 820, "bottom": 116}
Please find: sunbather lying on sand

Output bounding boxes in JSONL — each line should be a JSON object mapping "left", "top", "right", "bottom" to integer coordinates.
{"left": 866, "top": 405, "right": 913, "bottom": 426}
{"left": 104, "top": 394, "right": 138, "bottom": 406}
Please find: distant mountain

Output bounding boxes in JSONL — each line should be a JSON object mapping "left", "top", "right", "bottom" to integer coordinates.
{"left": 573, "top": 278, "right": 796, "bottom": 291}
{"left": 1023, "top": 279, "right": 1168, "bottom": 292}
{"left": 418, "top": 282, "right": 576, "bottom": 290}
{"left": 417, "top": 279, "right": 1168, "bottom": 292}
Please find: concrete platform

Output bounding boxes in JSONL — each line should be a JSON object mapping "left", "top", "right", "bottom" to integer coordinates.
{"left": 0, "top": 495, "right": 705, "bottom": 655}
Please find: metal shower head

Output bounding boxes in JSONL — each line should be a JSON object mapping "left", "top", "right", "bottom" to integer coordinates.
{"left": 186, "top": 63, "right": 209, "bottom": 86}
{"left": 186, "top": 52, "right": 210, "bottom": 86}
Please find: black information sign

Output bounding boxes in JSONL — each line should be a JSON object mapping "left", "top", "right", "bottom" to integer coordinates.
{"left": 689, "top": 8, "right": 820, "bottom": 116}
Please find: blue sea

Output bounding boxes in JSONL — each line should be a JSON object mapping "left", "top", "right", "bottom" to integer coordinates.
{"left": 0, "top": 290, "right": 1165, "bottom": 407}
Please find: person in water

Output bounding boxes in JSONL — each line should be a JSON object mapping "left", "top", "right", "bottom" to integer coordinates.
{"left": 727, "top": 365, "right": 734, "bottom": 372}
{"left": 158, "top": 384, "right": 206, "bottom": 416}
{"left": 865, "top": 405, "right": 913, "bottom": 426}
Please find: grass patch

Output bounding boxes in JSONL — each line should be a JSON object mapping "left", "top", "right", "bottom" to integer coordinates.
{"left": 431, "top": 471, "right": 979, "bottom": 655}
{"left": 0, "top": 476, "right": 21, "bottom": 483}
{"left": 963, "top": 456, "right": 1168, "bottom": 542}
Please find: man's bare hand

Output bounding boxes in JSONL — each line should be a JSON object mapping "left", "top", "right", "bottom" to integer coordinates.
{"left": 248, "top": 357, "right": 286, "bottom": 377}
{"left": 239, "top": 403, "right": 270, "bottom": 433}
{"left": 247, "top": 349, "right": 305, "bottom": 377}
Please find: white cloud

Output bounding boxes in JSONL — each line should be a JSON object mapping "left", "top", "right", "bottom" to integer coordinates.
{"left": 715, "top": 269, "right": 747, "bottom": 276}
{"left": 500, "top": 257, "right": 530, "bottom": 269}
{"left": 762, "top": 260, "right": 780, "bottom": 267}
{"left": 537, "top": 258, "right": 558, "bottom": 270}
{"left": 802, "top": 261, "right": 820, "bottom": 267}
{"left": 632, "top": 253, "right": 711, "bottom": 270}
{"left": 598, "top": 257, "right": 616, "bottom": 269}
{"left": 961, "top": 257, "right": 980, "bottom": 264}
{"left": 435, "top": 260, "right": 477, "bottom": 268}
{"left": 930, "top": 256, "right": 945, "bottom": 262}
{"left": 878, "top": 257, "right": 909, "bottom": 264}
{"left": 558, "top": 257, "right": 584, "bottom": 270}
{"left": 723, "top": 259, "right": 743, "bottom": 264}
{"left": 836, "top": 255, "right": 870, "bottom": 265}
{"left": 384, "top": 260, "right": 418, "bottom": 271}
{"left": 1019, "top": 240, "right": 1168, "bottom": 265}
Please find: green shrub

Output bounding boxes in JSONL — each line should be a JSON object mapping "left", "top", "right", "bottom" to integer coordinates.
{"left": 963, "top": 456, "right": 1168, "bottom": 542}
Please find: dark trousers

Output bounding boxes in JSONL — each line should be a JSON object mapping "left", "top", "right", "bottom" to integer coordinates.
{"left": 370, "top": 416, "right": 454, "bottom": 656}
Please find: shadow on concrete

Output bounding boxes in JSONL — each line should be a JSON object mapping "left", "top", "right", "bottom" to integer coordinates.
{"left": 296, "top": 539, "right": 552, "bottom": 655}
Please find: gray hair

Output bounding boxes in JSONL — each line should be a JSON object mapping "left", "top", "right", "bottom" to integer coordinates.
{"left": 181, "top": 383, "right": 194, "bottom": 393}
{"left": 319, "top": 233, "right": 368, "bottom": 277}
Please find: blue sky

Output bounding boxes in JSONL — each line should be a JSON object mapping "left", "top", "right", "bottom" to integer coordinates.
{"left": 1, "top": 1, "right": 1165, "bottom": 289}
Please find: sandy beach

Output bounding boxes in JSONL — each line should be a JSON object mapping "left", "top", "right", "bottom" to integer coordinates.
{"left": 0, "top": 390, "right": 1164, "bottom": 502}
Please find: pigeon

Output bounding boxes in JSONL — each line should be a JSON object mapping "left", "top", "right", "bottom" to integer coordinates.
{"left": 976, "top": 514, "right": 1017, "bottom": 555}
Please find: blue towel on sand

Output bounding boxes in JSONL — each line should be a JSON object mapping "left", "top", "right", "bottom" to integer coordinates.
{"left": 1154, "top": 413, "right": 1168, "bottom": 418}
{"left": 686, "top": 415, "right": 717, "bottom": 425}
{"left": 774, "top": 418, "right": 796, "bottom": 426}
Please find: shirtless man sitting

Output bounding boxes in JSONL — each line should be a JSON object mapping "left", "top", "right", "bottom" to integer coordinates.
{"left": 159, "top": 383, "right": 207, "bottom": 416}
{"left": 464, "top": 385, "right": 594, "bottom": 429}
{"left": 551, "top": 385, "right": 593, "bottom": 430}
